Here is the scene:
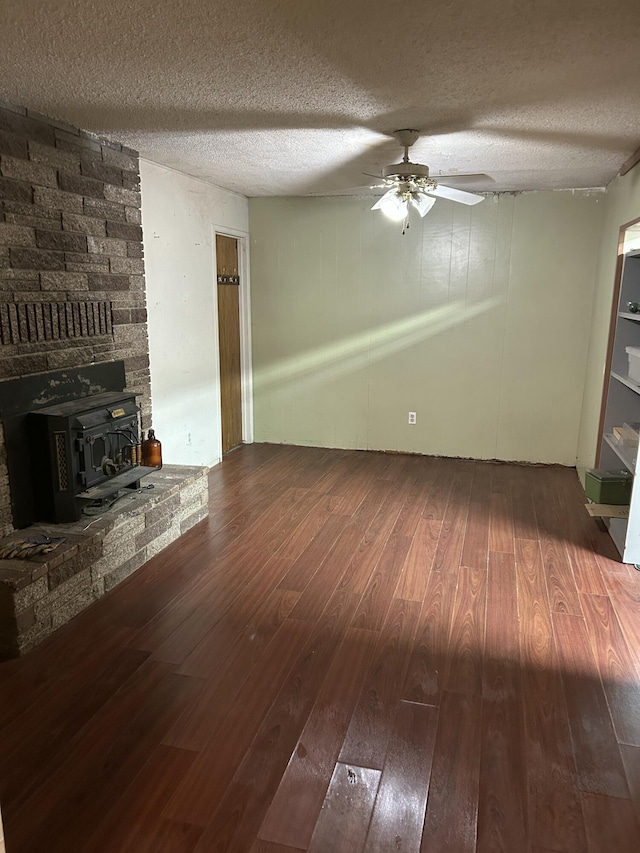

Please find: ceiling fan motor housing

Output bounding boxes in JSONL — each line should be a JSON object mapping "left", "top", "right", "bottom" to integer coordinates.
{"left": 382, "top": 161, "right": 430, "bottom": 181}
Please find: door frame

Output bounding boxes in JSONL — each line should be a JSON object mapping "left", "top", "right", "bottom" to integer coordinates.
{"left": 212, "top": 225, "right": 253, "bottom": 461}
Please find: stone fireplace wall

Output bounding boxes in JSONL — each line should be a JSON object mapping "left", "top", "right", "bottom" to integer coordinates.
{"left": 0, "top": 100, "right": 151, "bottom": 535}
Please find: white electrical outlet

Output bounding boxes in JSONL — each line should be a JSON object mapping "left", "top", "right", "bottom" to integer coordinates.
{"left": 408, "top": 411, "right": 417, "bottom": 424}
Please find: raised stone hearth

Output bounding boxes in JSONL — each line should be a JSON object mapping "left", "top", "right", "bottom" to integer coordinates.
{"left": 0, "top": 464, "right": 208, "bottom": 658}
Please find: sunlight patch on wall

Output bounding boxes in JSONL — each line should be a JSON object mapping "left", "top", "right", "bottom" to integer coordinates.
{"left": 254, "top": 297, "right": 501, "bottom": 392}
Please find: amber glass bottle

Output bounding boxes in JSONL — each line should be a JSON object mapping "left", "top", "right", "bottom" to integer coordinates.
{"left": 142, "top": 429, "right": 162, "bottom": 468}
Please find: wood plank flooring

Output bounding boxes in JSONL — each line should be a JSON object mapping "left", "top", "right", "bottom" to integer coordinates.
{"left": 1, "top": 443, "right": 640, "bottom": 852}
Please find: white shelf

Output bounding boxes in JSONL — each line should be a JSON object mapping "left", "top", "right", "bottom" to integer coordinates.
{"left": 611, "top": 370, "right": 640, "bottom": 396}
{"left": 618, "top": 312, "right": 640, "bottom": 321}
{"left": 603, "top": 433, "right": 637, "bottom": 473}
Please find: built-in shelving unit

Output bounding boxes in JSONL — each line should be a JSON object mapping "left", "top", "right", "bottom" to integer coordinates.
{"left": 603, "top": 432, "right": 638, "bottom": 473}
{"left": 611, "top": 370, "right": 640, "bottom": 395}
{"left": 597, "top": 237, "right": 640, "bottom": 563}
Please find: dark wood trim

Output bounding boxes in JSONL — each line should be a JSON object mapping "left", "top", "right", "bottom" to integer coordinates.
{"left": 619, "top": 213, "right": 640, "bottom": 237}
{"left": 619, "top": 144, "right": 640, "bottom": 177}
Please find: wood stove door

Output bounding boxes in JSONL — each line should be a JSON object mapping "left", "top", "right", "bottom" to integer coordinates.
{"left": 77, "top": 416, "right": 137, "bottom": 489}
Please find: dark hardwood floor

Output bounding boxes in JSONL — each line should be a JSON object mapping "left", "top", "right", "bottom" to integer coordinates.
{"left": 1, "top": 443, "right": 640, "bottom": 852}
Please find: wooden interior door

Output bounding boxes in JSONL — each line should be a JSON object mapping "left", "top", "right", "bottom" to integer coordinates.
{"left": 216, "top": 234, "right": 242, "bottom": 454}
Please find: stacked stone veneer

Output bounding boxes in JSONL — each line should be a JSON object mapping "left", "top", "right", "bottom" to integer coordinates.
{"left": 0, "top": 465, "right": 209, "bottom": 658}
{"left": 0, "top": 100, "right": 151, "bottom": 535}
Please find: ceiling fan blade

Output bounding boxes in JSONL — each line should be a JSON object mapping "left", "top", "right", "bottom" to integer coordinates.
{"left": 436, "top": 173, "right": 493, "bottom": 184}
{"left": 429, "top": 184, "right": 485, "bottom": 205}
{"left": 307, "top": 184, "right": 386, "bottom": 197}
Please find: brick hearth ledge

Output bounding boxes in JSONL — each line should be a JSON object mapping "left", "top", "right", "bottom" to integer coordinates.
{"left": 0, "top": 464, "right": 209, "bottom": 658}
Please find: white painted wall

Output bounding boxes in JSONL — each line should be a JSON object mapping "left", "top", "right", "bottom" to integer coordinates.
{"left": 140, "top": 160, "right": 249, "bottom": 467}
{"left": 250, "top": 191, "right": 603, "bottom": 465}
{"left": 577, "top": 166, "right": 640, "bottom": 472}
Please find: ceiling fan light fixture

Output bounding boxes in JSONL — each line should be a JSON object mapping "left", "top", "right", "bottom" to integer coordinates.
{"left": 369, "top": 129, "right": 486, "bottom": 232}
{"left": 410, "top": 191, "right": 436, "bottom": 218}
{"left": 371, "top": 188, "right": 409, "bottom": 221}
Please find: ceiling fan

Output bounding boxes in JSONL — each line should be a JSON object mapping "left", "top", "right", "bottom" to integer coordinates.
{"left": 370, "top": 129, "right": 486, "bottom": 232}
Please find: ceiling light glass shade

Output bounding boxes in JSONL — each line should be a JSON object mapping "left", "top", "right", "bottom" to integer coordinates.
{"left": 410, "top": 191, "right": 436, "bottom": 217}
{"left": 371, "top": 188, "right": 409, "bottom": 221}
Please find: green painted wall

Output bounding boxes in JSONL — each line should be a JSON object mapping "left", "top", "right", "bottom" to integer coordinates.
{"left": 250, "top": 191, "right": 603, "bottom": 464}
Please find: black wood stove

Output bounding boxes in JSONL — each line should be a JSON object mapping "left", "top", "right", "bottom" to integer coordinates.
{"left": 29, "top": 390, "right": 151, "bottom": 523}
{"left": 0, "top": 361, "right": 154, "bottom": 527}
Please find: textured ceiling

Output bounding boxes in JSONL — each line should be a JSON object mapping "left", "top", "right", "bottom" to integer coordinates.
{"left": 1, "top": 0, "right": 639, "bottom": 197}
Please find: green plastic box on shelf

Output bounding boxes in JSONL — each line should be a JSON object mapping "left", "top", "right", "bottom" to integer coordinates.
{"left": 584, "top": 469, "right": 633, "bottom": 505}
